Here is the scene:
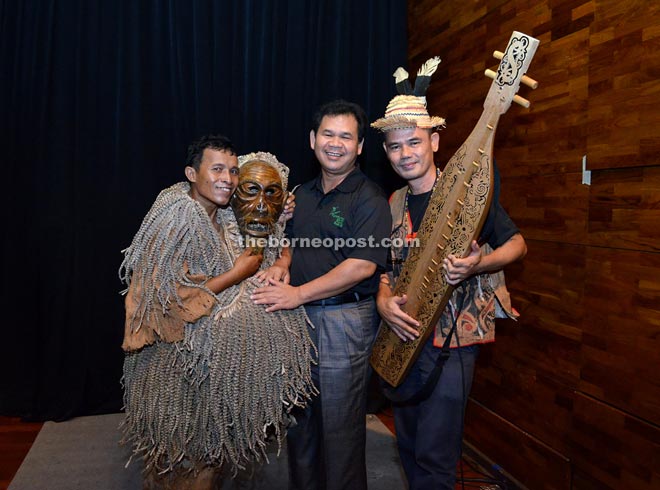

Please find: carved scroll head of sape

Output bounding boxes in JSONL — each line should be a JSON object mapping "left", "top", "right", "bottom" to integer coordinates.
{"left": 231, "top": 152, "right": 289, "bottom": 239}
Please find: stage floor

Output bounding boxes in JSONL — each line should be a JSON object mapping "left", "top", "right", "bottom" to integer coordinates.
{"left": 7, "top": 413, "right": 407, "bottom": 490}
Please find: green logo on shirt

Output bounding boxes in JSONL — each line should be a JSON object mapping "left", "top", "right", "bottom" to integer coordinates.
{"left": 330, "top": 206, "right": 345, "bottom": 228}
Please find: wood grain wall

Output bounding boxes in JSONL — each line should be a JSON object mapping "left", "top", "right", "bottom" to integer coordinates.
{"left": 405, "top": 1, "right": 660, "bottom": 489}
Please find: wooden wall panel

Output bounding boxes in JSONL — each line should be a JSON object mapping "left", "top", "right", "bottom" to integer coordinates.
{"left": 587, "top": 166, "right": 660, "bottom": 252}
{"left": 580, "top": 246, "right": 660, "bottom": 425}
{"left": 471, "top": 241, "right": 585, "bottom": 452}
{"left": 471, "top": 243, "right": 660, "bottom": 487}
{"left": 406, "top": 1, "right": 660, "bottom": 488}
{"left": 466, "top": 388, "right": 660, "bottom": 490}
{"left": 587, "top": 0, "right": 660, "bottom": 170}
{"left": 503, "top": 172, "right": 589, "bottom": 243}
{"left": 406, "top": 1, "right": 592, "bottom": 181}
{"left": 464, "top": 400, "right": 572, "bottom": 490}
{"left": 568, "top": 393, "right": 660, "bottom": 490}
{"left": 495, "top": 28, "right": 589, "bottom": 178}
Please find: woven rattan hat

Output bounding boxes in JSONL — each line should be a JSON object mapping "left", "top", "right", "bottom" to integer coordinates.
{"left": 371, "top": 57, "right": 446, "bottom": 132}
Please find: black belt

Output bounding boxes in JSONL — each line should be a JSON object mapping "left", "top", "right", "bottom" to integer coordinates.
{"left": 305, "top": 292, "right": 370, "bottom": 307}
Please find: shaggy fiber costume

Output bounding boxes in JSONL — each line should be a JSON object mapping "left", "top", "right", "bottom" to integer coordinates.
{"left": 119, "top": 181, "right": 316, "bottom": 481}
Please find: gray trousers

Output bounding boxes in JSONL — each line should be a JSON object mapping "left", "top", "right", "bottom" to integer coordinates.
{"left": 287, "top": 297, "right": 379, "bottom": 490}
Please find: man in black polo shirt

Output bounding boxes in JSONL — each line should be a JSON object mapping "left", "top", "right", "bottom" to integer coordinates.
{"left": 252, "top": 99, "right": 391, "bottom": 490}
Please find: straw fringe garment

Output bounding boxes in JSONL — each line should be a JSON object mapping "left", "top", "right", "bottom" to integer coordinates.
{"left": 119, "top": 181, "right": 316, "bottom": 480}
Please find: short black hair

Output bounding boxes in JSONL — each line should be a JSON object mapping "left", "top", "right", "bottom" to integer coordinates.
{"left": 186, "top": 134, "right": 236, "bottom": 170}
{"left": 311, "top": 99, "right": 368, "bottom": 142}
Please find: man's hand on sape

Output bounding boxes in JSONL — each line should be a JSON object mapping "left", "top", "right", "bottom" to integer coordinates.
{"left": 377, "top": 292, "right": 420, "bottom": 342}
{"left": 442, "top": 240, "right": 482, "bottom": 285}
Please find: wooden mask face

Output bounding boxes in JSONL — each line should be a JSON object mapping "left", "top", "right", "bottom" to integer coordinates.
{"left": 231, "top": 160, "right": 285, "bottom": 238}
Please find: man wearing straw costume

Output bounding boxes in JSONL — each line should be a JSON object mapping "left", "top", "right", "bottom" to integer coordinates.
{"left": 372, "top": 59, "right": 527, "bottom": 490}
{"left": 119, "top": 134, "right": 316, "bottom": 490}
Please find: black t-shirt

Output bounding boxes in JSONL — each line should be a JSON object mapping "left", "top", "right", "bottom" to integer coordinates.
{"left": 407, "top": 194, "right": 518, "bottom": 249}
{"left": 286, "top": 167, "right": 392, "bottom": 296}
{"left": 407, "top": 161, "right": 519, "bottom": 249}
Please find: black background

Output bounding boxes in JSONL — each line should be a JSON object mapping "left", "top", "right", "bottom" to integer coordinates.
{"left": 0, "top": 0, "right": 407, "bottom": 421}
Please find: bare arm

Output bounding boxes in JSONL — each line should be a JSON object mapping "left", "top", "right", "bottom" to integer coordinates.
{"left": 205, "top": 249, "right": 263, "bottom": 294}
{"left": 443, "top": 233, "right": 526, "bottom": 285}
{"left": 298, "top": 258, "right": 376, "bottom": 302}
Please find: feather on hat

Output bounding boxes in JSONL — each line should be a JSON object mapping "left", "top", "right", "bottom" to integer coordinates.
{"left": 371, "top": 56, "right": 446, "bottom": 132}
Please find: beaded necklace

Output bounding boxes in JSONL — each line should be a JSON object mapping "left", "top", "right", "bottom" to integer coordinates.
{"left": 403, "top": 166, "right": 441, "bottom": 242}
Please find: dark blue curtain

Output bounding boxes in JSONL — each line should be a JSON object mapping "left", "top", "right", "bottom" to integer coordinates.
{"left": 0, "top": 0, "right": 407, "bottom": 421}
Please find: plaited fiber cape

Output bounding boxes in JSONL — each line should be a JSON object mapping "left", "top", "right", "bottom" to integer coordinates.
{"left": 119, "top": 182, "right": 316, "bottom": 476}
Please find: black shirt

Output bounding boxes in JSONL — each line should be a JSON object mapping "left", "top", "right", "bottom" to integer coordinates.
{"left": 407, "top": 161, "right": 519, "bottom": 250}
{"left": 407, "top": 192, "right": 519, "bottom": 249}
{"left": 286, "top": 167, "right": 392, "bottom": 296}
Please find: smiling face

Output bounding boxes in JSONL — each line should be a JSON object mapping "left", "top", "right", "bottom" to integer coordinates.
{"left": 186, "top": 148, "right": 239, "bottom": 214}
{"left": 383, "top": 126, "right": 439, "bottom": 190}
{"left": 310, "top": 114, "right": 364, "bottom": 177}
{"left": 231, "top": 160, "right": 285, "bottom": 238}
